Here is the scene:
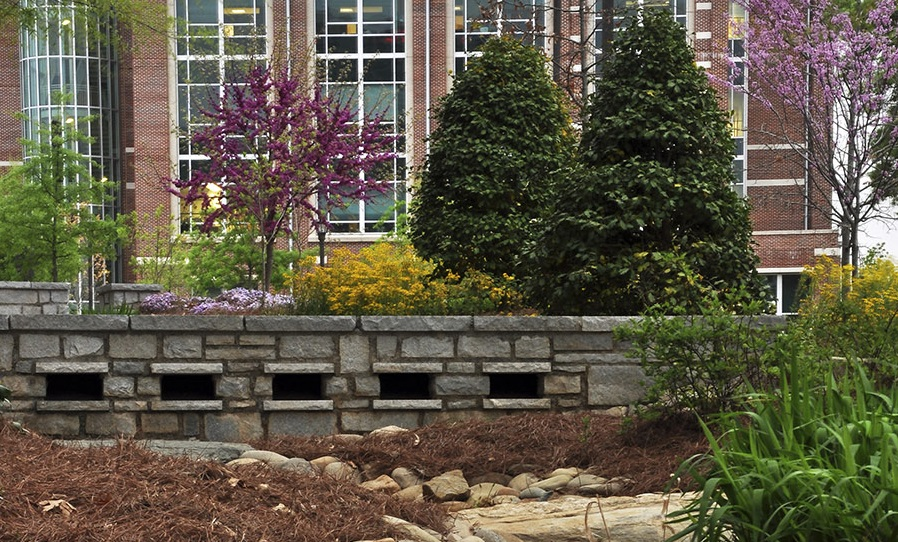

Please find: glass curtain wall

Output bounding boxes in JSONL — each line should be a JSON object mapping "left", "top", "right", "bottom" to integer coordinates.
{"left": 595, "top": 0, "right": 686, "bottom": 67}
{"left": 729, "top": 0, "right": 746, "bottom": 196}
{"left": 315, "top": 0, "right": 406, "bottom": 234}
{"left": 175, "top": 0, "right": 267, "bottom": 233}
{"left": 453, "top": 0, "right": 546, "bottom": 74}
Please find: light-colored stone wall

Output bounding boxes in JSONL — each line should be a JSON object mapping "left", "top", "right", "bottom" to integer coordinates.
{"left": 0, "top": 314, "right": 788, "bottom": 441}
{"left": 0, "top": 282, "right": 69, "bottom": 316}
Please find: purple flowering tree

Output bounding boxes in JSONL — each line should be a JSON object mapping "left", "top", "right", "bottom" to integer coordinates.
{"left": 736, "top": 0, "right": 898, "bottom": 269}
{"left": 170, "top": 64, "right": 397, "bottom": 291}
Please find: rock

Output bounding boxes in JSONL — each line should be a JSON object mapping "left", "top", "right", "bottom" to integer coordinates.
{"left": 565, "top": 474, "right": 608, "bottom": 490}
{"left": 577, "top": 476, "right": 633, "bottom": 497}
{"left": 507, "top": 473, "right": 539, "bottom": 492}
{"left": 393, "top": 484, "right": 424, "bottom": 502}
{"left": 276, "top": 457, "right": 315, "bottom": 475}
{"left": 423, "top": 470, "right": 470, "bottom": 502}
{"left": 490, "top": 495, "right": 521, "bottom": 505}
{"left": 369, "top": 425, "right": 409, "bottom": 437}
{"left": 548, "top": 467, "right": 580, "bottom": 478}
{"left": 325, "top": 433, "right": 364, "bottom": 446}
{"left": 391, "top": 467, "right": 424, "bottom": 489}
{"left": 456, "top": 537, "right": 486, "bottom": 542}
{"left": 518, "top": 487, "right": 550, "bottom": 500}
{"left": 454, "top": 493, "right": 694, "bottom": 542}
{"left": 506, "top": 464, "right": 542, "bottom": 476}
{"left": 468, "top": 472, "right": 512, "bottom": 487}
{"left": 467, "top": 483, "right": 504, "bottom": 508}
{"left": 239, "top": 450, "right": 289, "bottom": 467}
{"left": 360, "top": 474, "right": 402, "bottom": 493}
{"left": 225, "top": 457, "right": 262, "bottom": 468}
{"left": 324, "top": 461, "right": 361, "bottom": 483}
{"left": 310, "top": 455, "right": 342, "bottom": 472}
{"left": 382, "top": 515, "right": 442, "bottom": 542}
{"left": 532, "top": 474, "right": 573, "bottom": 492}
{"left": 473, "top": 528, "right": 522, "bottom": 542}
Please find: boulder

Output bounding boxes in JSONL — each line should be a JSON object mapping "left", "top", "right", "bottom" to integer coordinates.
{"left": 423, "top": 470, "right": 470, "bottom": 502}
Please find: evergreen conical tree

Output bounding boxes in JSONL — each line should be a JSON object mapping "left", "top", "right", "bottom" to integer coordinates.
{"left": 527, "top": 9, "right": 767, "bottom": 315}
{"left": 409, "top": 36, "right": 575, "bottom": 279}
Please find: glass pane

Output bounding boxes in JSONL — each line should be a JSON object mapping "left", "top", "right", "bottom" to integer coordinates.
{"left": 188, "top": 0, "right": 219, "bottom": 23}
{"left": 328, "top": 0, "right": 358, "bottom": 23}
{"left": 364, "top": 84, "right": 394, "bottom": 120}
{"left": 363, "top": 58, "right": 392, "bottom": 81}
{"left": 363, "top": 0, "right": 392, "bottom": 22}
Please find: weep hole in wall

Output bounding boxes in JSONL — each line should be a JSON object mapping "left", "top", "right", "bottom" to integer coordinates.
{"left": 488, "top": 373, "right": 541, "bottom": 399}
{"left": 45, "top": 373, "right": 104, "bottom": 401}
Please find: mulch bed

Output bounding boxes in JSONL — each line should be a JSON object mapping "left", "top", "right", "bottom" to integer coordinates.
{"left": 0, "top": 412, "right": 708, "bottom": 541}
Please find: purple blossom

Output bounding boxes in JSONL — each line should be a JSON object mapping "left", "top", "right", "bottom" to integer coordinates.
{"left": 139, "top": 288, "right": 293, "bottom": 315}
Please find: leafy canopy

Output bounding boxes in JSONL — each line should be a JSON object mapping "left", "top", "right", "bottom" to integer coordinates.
{"left": 409, "top": 36, "right": 575, "bottom": 279}
{"left": 526, "top": 9, "right": 766, "bottom": 315}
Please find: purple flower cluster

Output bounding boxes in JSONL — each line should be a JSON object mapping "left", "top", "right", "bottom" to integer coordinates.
{"left": 140, "top": 288, "right": 293, "bottom": 315}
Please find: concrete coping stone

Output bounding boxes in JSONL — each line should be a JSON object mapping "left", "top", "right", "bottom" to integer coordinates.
{"left": 373, "top": 362, "right": 444, "bottom": 373}
{"left": 245, "top": 315, "right": 358, "bottom": 332}
{"left": 36, "top": 400, "right": 111, "bottom": 411}
{"left": 35, "top": 361, "right": 110, "bottom": 373}
{"left": 581, "top": 316, "right": 637, "bottom": 332}
{"left": 483, "top": 361, "right": 552, "bottom": 373}
{"left": 360, "top": 316, "right": 473, "bottom": 332}
{"left": 263, "top": 362, "right": 335, "bottom": 374}
{"left": 150, "top": 363, "right": 224, "bottom": 374}
{"left": 97, "top": 283, "right": 162, "bottom": 293}
{"left": 149, "top": 400, "right": 224, "bottom": 411}
{"left": 473, "top": 316, "right": 582, "bottom": 332}
{"left": 130, "top": 315, "right": 245, "bottom": 332}
{"left": 484, "top": 398, "right": 553, "bottom": 409}
{"left": 10, "top": 315, "right": 130, "bottom": 331}
{"left": 262, "top": 399, "right": 334, "bottom": 411}
{"left": 372, "top": 399, "right": 443, "bottom": 410}
{"left": 0, "top": 281, "right": 69, "bottom": 290}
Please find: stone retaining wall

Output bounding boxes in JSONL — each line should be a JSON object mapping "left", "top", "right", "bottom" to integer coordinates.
{"left": 0, "top": 282, "right": 69, "bottom": 315}
{"left": 0, "top": 314, "right": 786, "bottom": 441}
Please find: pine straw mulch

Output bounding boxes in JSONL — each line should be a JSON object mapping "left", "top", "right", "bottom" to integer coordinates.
{"left": 0, "top": 412, "right": 708, "bottom": 542}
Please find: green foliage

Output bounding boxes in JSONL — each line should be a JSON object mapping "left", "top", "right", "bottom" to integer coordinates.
{"left": 409, "top": 36, "right": 575, "bottom": 279}
{"left": 288, "top": 242, "right": 526, "bottom": 315}
{"left": 128, "top": 207, "right": 190, "bottom": 296}
{"left": 668, "top": 358, "right": 898, "bottom": 542}
{"left": 185, "top": 226, "right": 298, "bottom": 296}
{"left": 526, "top": 10, "right": 765, "bottom": 315}
{"left": 0, "top": 116, "right": 124, "bottom": 283}
{"left": 616, "top": 289, "right": 777, "bottom": 417}
{"left": 0, "top": 383, "right": 10, "bottom": 405}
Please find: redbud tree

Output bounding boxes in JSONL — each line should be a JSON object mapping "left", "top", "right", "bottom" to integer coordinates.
{"left": 736, "top": 0, "right": 898, "bottom": 269}
{"left": 169, "top": 64, "right": 396, "bottom": 291}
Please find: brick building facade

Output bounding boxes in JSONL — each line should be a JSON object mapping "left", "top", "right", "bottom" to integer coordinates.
{"left": 0, "top": 0, "right": 838, "bottom": 313}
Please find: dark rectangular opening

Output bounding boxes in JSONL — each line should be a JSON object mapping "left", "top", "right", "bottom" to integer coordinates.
{"left": 160, "top": 374, "right": 216, "bottom": 401}
{"left": 45, "top": 373, "right": 103, "bottom": 401}
{"left": 379, "top": 373, "right": 432, "bottom": 400}
{"left": 488, "top": 374, "right": 541, "bottom": 399}
{"left": 272, "top": 374, "right": 324, "bottom": 400}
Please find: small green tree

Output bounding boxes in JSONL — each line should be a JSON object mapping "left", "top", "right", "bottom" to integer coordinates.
{"left": 409, "top": 36, "right": 576, "bottom": 279}
{"left": 0, "top": 117, "right": 123, "bottom": 283}
{"left": 526, "top": 9, "right": 766, "bottom": 315}
{"left": 129, "top": 206, "right": 190, "bottom": 296}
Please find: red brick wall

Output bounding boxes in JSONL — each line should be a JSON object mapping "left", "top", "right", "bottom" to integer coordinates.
{"left": 0, "top": 26, "right": 22, "bottom": 163}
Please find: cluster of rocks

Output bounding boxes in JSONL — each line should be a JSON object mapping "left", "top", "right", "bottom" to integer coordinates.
{"left": 224, "top": 426, "right": 691, "bottom": 542}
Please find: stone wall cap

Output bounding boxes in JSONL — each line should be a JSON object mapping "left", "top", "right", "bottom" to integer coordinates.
{"left": 97, "top": 283, "right": 163, "bottom": 293}
{"left": 130, "top": 315, "right": 245, "bottom": 331}
{"left": 473, "top": 316, "right": 582, "bottom": 332}
{"left": 360, "top": 316, "right": 473, "bottom": 332}
{"left": 0, "top": 315, "right": 8, "bottom": 331}
{"left": 10, "top": 315, "right": 129, "bottom": 331}
{"left": 581, "top": 316, "right": 638, "bottom": 332}
{"left": 0, "top": 281, "right": 70, "bottom": 290}
{"left": 245, "top": 315, "right": 358, "bottom": 332}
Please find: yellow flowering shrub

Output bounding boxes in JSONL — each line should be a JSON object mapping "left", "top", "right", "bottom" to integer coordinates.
{"left": 286, "top": 242, "right": 528, "bottom": 315}
{"left": 797, "top": 256, "right": 898, "bottom": 378}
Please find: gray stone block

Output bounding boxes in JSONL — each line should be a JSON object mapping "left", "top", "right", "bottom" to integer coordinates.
{"left": 239, "top": 334, "right": 275, "bottom": 346}
{"left": 555, "top": 352, "right": 631, "bottom": 364}
{"left": 268, "top": 411, "right": 338, "bottom": 436}
{"left": 373, "top": 362, "right": 443, "bottom": 373}
{"left": 483, "top": 398, "right": 552, "bottom": 409}
{"left": 141, "top": 413, "right": 180, "bottom": 434}
{"left": 11, "top": 315, "right": 128, "bottom": 331}
{"left": 109, "top": 334, "right": 157, "bottom": 359}
{"left": 113, "top": 400, "right": 148, "bottom": 411}
{"left": 150, "top": 400, "right": 223, "bottom": 411}
{"left": 339, "top": 334, "right": 370, "bottom": 373}
{"left": 63, "top": 336, "right": 105, "bottom": 358}
{"left": 581, "top": 316, "right": 636, "bottom": 332}
{"left": 184, "top": 413, "right": 201, "bottom": 436}
{"left": 458, "top": 336, "right": 511, "bottom": 358}
{"left": 14, "top": 360, "right": 33, "bottom": 373}
{"left": 130, "top": 315, "right": 245, "bottom": 332}
{"left": 376, "top": 335, "right": 398, "bottom": 359}
{"left": 373, "top": 399, "right": 442, "bottom": 410}
{"left": 553, "top": 333, "right": 614, "bottom": 352}
{"left": 104, "top": 376, "right": 136, "bottom": 398}
{"left": 253, "top": 376, "right": 273, "bottom": 396}
{"left": 226, "top": 362, "right": 261, "bottom": 373}
{"left": 36, "top": 400, "right": 110, "bottom": 411}
{"left": 85, "top": 413, "right": 137, "bottom": 436}
{"left": 400, "top": 336, "right": 453, "bottom": 358}
{"left": 137, "top": 377, "right": 160, "bottom": 395}
{"left": 3, "top": 375, "right": 46, "bottom": 397}
{"left": 446, "top": 362, "right": 476, "bottom": 373}
{"left": 587, "top": 365, "right": 648, "bottom": 406}
{"left": 204, "top": 412, "right": 263, "bottom": 442}
{"left": 515, "top": 336, "right": 552, "bottom": 359}
{"left": 35, "top": 361, "right": 109, "bottom": 373}
{"left": 543, "top": 374, "right": 581, "bottom": 395}
{"left": 245, "top": 315, "right": 357, "bottom": 332}
{"left": 445, "top": 399, "right": 479, "bottom": 410}
{"left": 0, "top": 315, "right": 8, "bottom": 330}
{"left": 0, "top": 335, "right": 13, "bottom": 371}
{"left": 361, "top": 315, "right": 472, "bottom": 332}
{"left": 262, "top": 400, "right": 334, "bottom": 411}
{"left": 264, "top": 362, "right": 335, "bottom": 373}
{"left": 163, "top": 336, "right": 203, "bottom": 359}
{"left": 434, "top": 375, "right": 490, "bottom": 396}
{"left": 205, "top": 346, "right": 276, "bottom": 360}
{"left": 340, "top": 411, "right": 420, "bottom": 433}
{"left": 354, "top": 375, "right": 380, "bottom": 397}
{"left": 473, "top": 316, "right": 581, "bottom": 332}
{"left": 280, "top": 335, "right": 337, "bottom": 358}
{"left": 150, "top": 363, "right": 223, "bottom": 374}
{"left": 19, "top": 334, "right": 61, "bottom": 358}
{"left": 482, "top": 361, "right": 551, "bottom": 373}
{"left": 206, "top": 335, "right": 235, "bottom": 346}
{"left": 325, "top": 376, "right": 348, "bottom": 397}
{"left": 217, "top": 376, "right": 251, "bottom": 399}
{"left": 19, "top": 413, "right": 81, "bottom": 436}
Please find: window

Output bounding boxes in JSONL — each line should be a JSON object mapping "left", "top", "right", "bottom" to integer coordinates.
{"left": 765, "top": 273, "right": 804, "bottom": 314}
{"left": 453, "top": 0, "right": 545, "bottom": 74}
{"left": 729, "top": 1, "right": 747, "bottom": 196}
{"left": 316, "top": 0, "right": 406, "bottom": 234}
{"left": 175, "top": 0, "right": 267, "bottom": 233}
{"left": 595, "top": 0, "right": 687, "bottom": 73}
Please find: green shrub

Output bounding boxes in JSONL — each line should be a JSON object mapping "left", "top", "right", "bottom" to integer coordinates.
{"left": 668, "top": 357, "right": 898, "bottom": 542}
{"left": 0, "top": 383, "right": 9, "bottom": 405}
{"left": 615, "top": 290, "right": 777, "bottom": 417}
